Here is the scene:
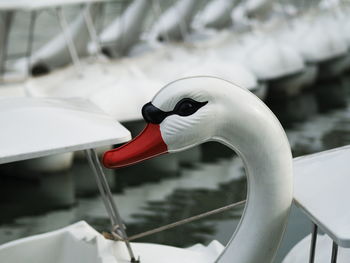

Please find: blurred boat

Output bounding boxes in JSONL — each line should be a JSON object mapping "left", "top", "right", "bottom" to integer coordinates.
{"left": 0, "top": 95, "right": 130, "bottom": 211}
{"left": 194, "top": 0, "right": 236, "bottom": 30}
{"left": 2, "top": 0, "right": 350, "bottom": 173}
{"left": 275, "top": 1, "right": 349, "bottom": 80}
{"left": 148, "top": 0, "right": 201, "bottom": 42}
{"left": 13, "top": 3, "right": 103, "bottom": 75}
{"left": 136, "top": 0, "right": 266, "bottom": 99}
{"left": 97, "top": 0, "right": 150, "bottom": 57}
{"left": 0, "top": 0, "right": 117, "bottom": 173}
{"left": 193, "top": 0, "right": 311, "bottom": 99}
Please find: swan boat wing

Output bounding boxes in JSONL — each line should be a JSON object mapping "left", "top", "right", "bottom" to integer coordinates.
{"left": 0, "top": 97, "right": 130, "bottom": 164}
{"left": 293, "top": 145, "right": 350, "bottom": 248}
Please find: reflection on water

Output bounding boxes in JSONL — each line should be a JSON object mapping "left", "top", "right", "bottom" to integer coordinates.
{"left": 0, "top": 156, "right": 246, "bottom": 242}
{"left": 1, "top": 75, "right": 350, "bottom": 262}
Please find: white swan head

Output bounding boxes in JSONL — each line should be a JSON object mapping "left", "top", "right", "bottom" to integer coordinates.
{"left": 103, "top": 76, "right": 257, "bottom": 168}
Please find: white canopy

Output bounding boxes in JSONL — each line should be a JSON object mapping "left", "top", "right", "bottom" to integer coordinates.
{"left": 0, "top": 97, "right": 131, "bottom": 164}
{"left": 294, "top": 145, "right": 350, "bottom": 247}
{"left": 0, "top": 0, "right": 112, "bottom": 11}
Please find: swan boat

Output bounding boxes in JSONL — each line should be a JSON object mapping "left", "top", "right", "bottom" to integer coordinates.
{"left": 0, "top": 0, "right": 123, "bottom": 175}
{"left": 0, "top": 0, "right": 115, "bottom": 78}
{"left": 2, "top": 77, "right": 350, "bottom": 262}
{"left": 191, "top": 1, "right": 308, "bottom": 99}
{"left": 0, "top": 96, "right": 133, "bottom": 262}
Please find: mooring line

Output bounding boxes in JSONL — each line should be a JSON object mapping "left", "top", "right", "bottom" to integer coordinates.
{"left": 104, "top": 200, "right": 246, "bottom": 242}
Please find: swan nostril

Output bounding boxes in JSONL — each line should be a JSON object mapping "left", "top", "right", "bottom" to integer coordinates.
{"left": 142, "top": 102, "right": 169, "bottom": 124}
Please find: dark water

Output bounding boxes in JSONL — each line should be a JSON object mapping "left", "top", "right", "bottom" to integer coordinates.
{"left": 1, "top": 74, "right": 350, "bottom": 262}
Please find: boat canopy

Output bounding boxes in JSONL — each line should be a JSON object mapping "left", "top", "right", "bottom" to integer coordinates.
{"left": 0, "top": 97, "right": 131, "bottom": 164}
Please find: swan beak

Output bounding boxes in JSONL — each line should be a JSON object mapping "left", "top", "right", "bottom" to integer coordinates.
{"left": 102, "top": 123, "right": 168, "bottom": 169}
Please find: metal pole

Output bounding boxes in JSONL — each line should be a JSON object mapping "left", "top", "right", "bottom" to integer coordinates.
{"left": 117, "top": 0, "right": 129, "bottom": 56}
{"left": 26, "top": 10, "right": 37, "bottom": 77}
{"left": 0, "top": 11, "right": 13, "bottom": 79}
{"left": 309, "top": 223, "right": 318, "bottom": 263}
{"left": 56, "top": 7, "right": 82, "bottom": 75}
{"left": 85, "top": 149, "right": 117, "bottom": 226}
{"left": 84, "top": 149, "right": 138, "bottom": 262}
{"left": 151, "top": 0, "right": 170, "bottom": 42}
{"left": 175, "top": 3, "right": 188, "bottom": 41}
{"left": 82, "top": 3, "right": 103, "bottom": 57}
{"left": 331, "top": 241, "right": 338, "bottom": 263}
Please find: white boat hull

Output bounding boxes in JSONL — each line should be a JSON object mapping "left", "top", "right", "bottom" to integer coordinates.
{"left": 0, "top": 221, "right": 224, "bottom": 263}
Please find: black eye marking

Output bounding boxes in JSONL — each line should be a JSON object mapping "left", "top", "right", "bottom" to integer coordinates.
{"left": 142, "top": 98, "right": 208, "bottom": 124}
{"left": 173, "top": 98, "right": 208, "bottom": 116}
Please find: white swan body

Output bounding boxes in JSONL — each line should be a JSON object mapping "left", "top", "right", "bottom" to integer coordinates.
{"left": 0, "top": 221, "right": 224, "bottom": 263}
{"left": 24, "top": 60, "right": 161, "bottom": 122}
{"left": 119, "top": 46, "right": 262, "bottom": 96}
{"left": 211, "top": 31, "right": 305, "bottom": 82}
{"left": 276, "top": 18, "right": 347, "bottom": 64}
{"left": 232, "top": 36, "right": 305, "bottom": 81}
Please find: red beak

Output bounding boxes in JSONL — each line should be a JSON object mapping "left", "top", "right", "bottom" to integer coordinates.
{"left": 102, "top": 123, "right": 168, "bottom": 169}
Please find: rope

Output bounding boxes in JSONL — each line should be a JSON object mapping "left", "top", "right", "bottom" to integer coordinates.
{"left": 83, "top": 4, "right": 102, "bottom": 58}
{"left": 56, "top": 7, "right": 82, "bottom": 75}
{"left": 103, "top": 199, "right": 246, "bottom": 242}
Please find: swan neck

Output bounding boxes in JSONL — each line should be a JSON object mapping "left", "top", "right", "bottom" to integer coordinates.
{"left": 216, "top": 106, "right": 293, "bottom": 263}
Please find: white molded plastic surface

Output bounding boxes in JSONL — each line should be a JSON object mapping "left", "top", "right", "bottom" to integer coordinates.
{"left": 282, "top": 234, "right": 350, "bottom": 263}
{"left": 290, "top": 20, "right": 348, "bottom": 63}
{"left": 151, "top": 77, "right": 293, "bottom": 262}
{"left": 0, "top": 221, "right": 224, "bottom": 263}
{"left": 0, "top": 97, "right": 131, "bottom": 164}
{"left": 294, "top": 145, "right": 350, "bottom": 247}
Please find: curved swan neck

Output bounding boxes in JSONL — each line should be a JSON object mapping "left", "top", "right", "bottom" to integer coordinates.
{"left": 142, "top": 77, "right": 293, "bottom": 262}
{"left": 215, "top": 96, "right": 293, "bottom": 263}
